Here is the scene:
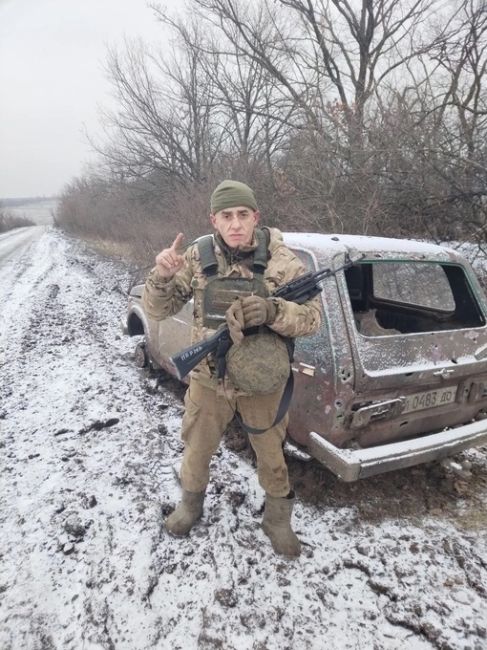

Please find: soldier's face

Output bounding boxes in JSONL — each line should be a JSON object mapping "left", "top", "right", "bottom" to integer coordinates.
{"left": 210, "top": 206, "right": 260, "bottom": 248}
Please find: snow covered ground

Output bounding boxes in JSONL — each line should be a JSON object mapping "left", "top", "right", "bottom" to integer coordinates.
{"left": 0, "top": 228, "right": 486, "bottom": 650}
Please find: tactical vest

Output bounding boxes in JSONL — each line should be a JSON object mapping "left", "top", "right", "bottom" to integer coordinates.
{"left": 198, "top": 231, "right": 294, "bottom": 434}
{"left": 199, "top": 229, "right": 270, "bottom": 330}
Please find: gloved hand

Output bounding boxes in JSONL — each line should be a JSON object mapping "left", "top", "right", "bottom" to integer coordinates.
{"left": 225, "top": 296, "right": 278, "bottom": 345}
{"left": 240, "top": 295, "right": 277, "bottom": 328}
{"left": 225, "top": 298, "right": 245, "bottom": 345}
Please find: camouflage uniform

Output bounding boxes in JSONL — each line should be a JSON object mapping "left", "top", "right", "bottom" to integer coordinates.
{"left": 143, "top": 227, "right": 321, "bottom": 497}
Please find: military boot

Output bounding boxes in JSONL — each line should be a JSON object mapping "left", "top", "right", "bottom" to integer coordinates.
{"left": 262, "top": 491, "right": 301, "bottom": 557}
{"left": 165, "top": 489, "right": 205, "bottom": 536}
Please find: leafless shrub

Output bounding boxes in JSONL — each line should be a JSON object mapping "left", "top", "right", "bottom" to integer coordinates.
{"left": 0, "top": 210, "right": 35, "bottom": 233}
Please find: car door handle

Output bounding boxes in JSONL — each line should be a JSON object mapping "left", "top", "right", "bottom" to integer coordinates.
{"left": 433, "top": 368, "right": 455, "bottom": 378}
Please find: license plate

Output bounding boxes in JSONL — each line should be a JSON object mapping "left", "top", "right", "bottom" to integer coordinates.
{"left": 402, "top": 386, "right": 457, "bottom": 414}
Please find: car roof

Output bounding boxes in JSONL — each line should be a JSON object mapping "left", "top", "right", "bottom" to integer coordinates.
{"left": 282, "top": 232, "right": 462, "bottom": 263}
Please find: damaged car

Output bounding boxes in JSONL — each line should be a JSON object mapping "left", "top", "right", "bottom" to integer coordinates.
{"left": 125, "top": 233, "right": 487, "bottom": 481}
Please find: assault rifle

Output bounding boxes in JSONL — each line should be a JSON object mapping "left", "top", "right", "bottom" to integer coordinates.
{"left": 170, "top": 251, "right": 363, "bottom": 380}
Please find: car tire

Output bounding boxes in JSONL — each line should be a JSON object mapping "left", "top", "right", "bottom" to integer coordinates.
{"left": 134, "top": 341, "right": 149, "bottom": 368}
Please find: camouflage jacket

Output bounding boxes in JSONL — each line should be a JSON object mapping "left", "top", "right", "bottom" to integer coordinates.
{"left": 142, "top": 228, "right": 322, "bottom": 389}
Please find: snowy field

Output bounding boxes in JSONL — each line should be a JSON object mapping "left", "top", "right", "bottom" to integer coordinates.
{"left": 2, "top": 198, "right": 57, "bottom": 226}
{"left": 0, "top": 228, "right": 486, "bottom": 650}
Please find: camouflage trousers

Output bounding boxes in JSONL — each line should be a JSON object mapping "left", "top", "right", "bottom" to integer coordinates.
{"left": 179, "top": 379, "right": 291, "bottom": 497}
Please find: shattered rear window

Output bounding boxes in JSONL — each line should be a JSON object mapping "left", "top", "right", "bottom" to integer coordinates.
{"left": 373, "top": 262, "right": 455, "bottom": 311}
{"left": 345, "top": 261, "right": 485, "bottom": 336}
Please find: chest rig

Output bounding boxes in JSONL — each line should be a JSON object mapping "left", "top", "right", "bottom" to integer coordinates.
{"left": 199, "top": 229, "right": 270, "bottom": 330}
{"left": 197, "top": 229, "right": 295, "bottom": 435}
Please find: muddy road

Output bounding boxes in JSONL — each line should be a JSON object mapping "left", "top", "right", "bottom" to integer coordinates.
{"left": 0, "top": 228, "right": 486, "bottom": 650}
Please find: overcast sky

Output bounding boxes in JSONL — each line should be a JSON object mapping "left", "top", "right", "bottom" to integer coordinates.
{"left": 0, "top": 0, "right": 169, "bottom": 198}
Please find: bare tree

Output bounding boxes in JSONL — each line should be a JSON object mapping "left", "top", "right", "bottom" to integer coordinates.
{"left": 182, "top": 0, "right": 452, "bottom": 232}
{"left": 394, "top": 0, "right": 487, "bottom": 240}
{"left": 190, "top": 0, "right": 442, "bottom": 147}
{"left": 61, "top": 0, "right": 487, "bottom": 257}
{"left": 150, "top": 5, "right": 300, "bottom": 179}
{"left": 96, "top": 34, "right": 219, "bottom": 184}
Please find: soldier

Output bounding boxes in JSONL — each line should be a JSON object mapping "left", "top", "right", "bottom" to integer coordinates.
{"left": 143, "top": 180, "right": 321, "bottom": 557}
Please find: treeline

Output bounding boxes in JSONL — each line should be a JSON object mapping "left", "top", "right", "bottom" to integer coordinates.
{"left": 57, "top": 0, "right": 487, "bottom": 263}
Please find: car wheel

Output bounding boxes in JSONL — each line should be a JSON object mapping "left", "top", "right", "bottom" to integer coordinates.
{"left": 134, "top": 341, "right": 149, "bottom": 368}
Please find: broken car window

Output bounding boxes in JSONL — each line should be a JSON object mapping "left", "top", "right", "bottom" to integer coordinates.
{"left": 345, "top": 262, "right": 485, "bottom": 335}
{"left": 373, "top": 262, "right": 455, "bottom": 311}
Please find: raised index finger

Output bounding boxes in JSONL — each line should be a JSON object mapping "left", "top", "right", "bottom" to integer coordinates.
{"left": 170, "top": 232, "right": 185, "bottom": 252}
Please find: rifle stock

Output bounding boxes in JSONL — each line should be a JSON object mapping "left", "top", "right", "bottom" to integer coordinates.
{"left": 171, "top": 327, "right": 227, "bottom": 380}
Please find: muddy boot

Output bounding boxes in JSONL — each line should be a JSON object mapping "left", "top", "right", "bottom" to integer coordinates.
{"left": 262, "top": 491, "right": 301, "bottom": 558}
{"left": 165, "top": 490, "right": 205, "bottom": 536}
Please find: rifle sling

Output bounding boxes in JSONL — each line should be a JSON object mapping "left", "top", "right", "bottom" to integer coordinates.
{"left": 197, "top": 229, "right": 270, "bottom": 278}
{"left": 212, "top": 325, "right": 295, "bottom": 435}
{"left": 235, "top": 370, "right": 294, "bottom": 435}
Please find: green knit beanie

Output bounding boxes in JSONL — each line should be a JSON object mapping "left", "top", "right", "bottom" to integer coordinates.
{"left": 210, "top": 180, "right": 258, "bottom": 214}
